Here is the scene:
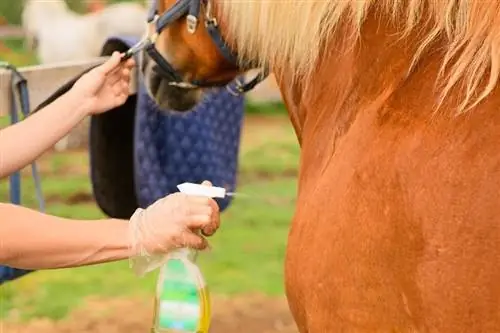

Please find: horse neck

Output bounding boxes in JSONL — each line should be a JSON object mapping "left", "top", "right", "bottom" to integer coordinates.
{"left": 276, "top": 12, "right": 450, "bottom": 140}
{"left": 274, "top": 12, "right": 451, "bottom": 177}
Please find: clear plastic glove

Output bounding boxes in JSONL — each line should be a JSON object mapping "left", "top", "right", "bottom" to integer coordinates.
{"left": 129, "top": 181, "right": 220, "bottom": 276}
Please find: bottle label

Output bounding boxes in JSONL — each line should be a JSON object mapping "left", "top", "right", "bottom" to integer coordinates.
{"left": 157, "top": 259, "right": 201, "bottom": 332}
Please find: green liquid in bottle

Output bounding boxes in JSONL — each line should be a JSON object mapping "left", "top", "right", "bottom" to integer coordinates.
{"left": 152, "top": 250, "right": 211, "bottom": 333}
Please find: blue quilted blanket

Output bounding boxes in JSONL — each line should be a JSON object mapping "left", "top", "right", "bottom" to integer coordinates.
{"left": 134, "top": 78, "right": 245, "bottom": 210}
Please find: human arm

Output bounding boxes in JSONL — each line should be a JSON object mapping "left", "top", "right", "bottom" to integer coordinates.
{"left": 0, "top": 93, "right": 89, "bottom": 178}
{"left": 0, "top": 203, "right": 130, "bottom": 269}
{"left": 0, "top": 182, "right": 220, "bottom": 270}
{"left": 0, "top": 52, "right": 134, "bottom": 178}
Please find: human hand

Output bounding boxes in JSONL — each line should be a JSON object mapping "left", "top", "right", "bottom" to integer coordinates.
{"left": 129, "top": 180, "right": 220, "bottom": 258}
{"left": 69, "top": 51, "right": 135, "bottom": 115}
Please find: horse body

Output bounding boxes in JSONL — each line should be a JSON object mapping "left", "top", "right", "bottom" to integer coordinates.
{"left": 141, "top": 0, "right": 500, "bottom": 331}
{"left": 278, "top": 13, "right": 500, "bottom": 332}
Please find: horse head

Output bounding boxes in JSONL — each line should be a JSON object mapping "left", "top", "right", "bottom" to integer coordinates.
{"left": 139, "top": 0, "right": 267, "bottom": 112}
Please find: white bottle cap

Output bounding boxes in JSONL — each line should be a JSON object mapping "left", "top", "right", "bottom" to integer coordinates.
{"left": 177, "top": 182, "right": 226, "bottom": 198}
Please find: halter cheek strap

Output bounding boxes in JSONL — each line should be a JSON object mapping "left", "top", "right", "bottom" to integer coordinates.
{"left": 204, "top": 19, "right": 239, "bottom": 65}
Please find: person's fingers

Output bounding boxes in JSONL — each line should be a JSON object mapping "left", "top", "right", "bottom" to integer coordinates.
{"left": 186, "top": 204, "right": 213, "bottom": 216}
{"left": 124, "top": 57, "right": 135, "bottom": 69}
{"left": 180, "top": 194, "right": 213, "bottom": 206}
{"left": 186, "top": 214, "right": 213, "bottom": 230}
{"left": 184, "top": 199, "right": 216, "bottom": 219}
{"left": 201, "top": 224, "right": 217, "bottom": 237}
{"left": 179, "top": 231, "right": 209, "bottom": 250}
{"left": 115, "top": 92, "right": 128, "bottom": 104}
{"left": 212, "top": 200, "right": 220, "bottom": 229}
{"left": 202, "top": 199, "right": 220, "bottom": 236}
{"left": 112, "top": 83, "right": 122, "bottom": 96}
{"left": 191, "top": 201, "right": 219, "bottom": 236}
{"left": 122, "top": 67, "right": 131, "bottom": 78}
{"left": 206, "top": 198, "right": 219, "bottom": 222}
{"left": 121, "top": 81, "right": 130, "bottom": 93}
{"left": 97, "top": 51, "right": 122, "bottom": 75}
{"left": 97, "top": 72, "right": 121, "bottom": 90}
{"left": 207, "top": 198, "right": 219, "bottom": 215}
{"left": 105, "top": 65, "right": 131, "bottom": 86}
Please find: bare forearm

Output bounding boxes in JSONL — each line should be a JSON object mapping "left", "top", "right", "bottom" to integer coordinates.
{"left": 0, "top": 203, "right": 131, "bottom": 269}
{"left": 0, "top": 91, "right": 89, "bottom": 178}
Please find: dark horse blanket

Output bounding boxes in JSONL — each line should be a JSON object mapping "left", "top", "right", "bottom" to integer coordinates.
{"left": 0, "top": 36, "right": 245, "bottom": 284}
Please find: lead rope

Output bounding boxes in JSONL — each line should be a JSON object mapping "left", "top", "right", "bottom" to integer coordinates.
{"left": 0, "top": 62, "right": 45, "bottom": 284}
{"left": 1, "top": 62, "right": 45, "bottom": 211}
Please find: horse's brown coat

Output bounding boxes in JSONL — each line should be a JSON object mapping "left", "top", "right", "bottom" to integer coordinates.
{"left": 278, "top": 13, "right": 500, "bottom": 332}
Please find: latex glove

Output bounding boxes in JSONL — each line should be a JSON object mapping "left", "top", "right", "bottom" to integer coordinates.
{"left": 129, "top": 181, "right": 220, "bottom": 276}
{"left": 69, "top": 51, "right": 135, "bottom": 115}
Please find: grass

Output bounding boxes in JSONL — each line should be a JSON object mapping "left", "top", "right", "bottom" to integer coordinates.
{"left": 0, "top": 114, "right": 299, "bottom": 321}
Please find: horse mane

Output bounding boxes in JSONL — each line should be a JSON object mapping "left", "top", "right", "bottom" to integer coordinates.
{"left": 218, "top": 0, "right": 500, "bottom": 112}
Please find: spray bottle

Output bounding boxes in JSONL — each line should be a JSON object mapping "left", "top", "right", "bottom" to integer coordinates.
{"left": 151, "top": 182, "right": 226, "bottom": 333}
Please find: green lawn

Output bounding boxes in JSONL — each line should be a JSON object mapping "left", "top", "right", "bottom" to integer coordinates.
{"left": 0, "top": 113, "right": 299, "bottom": 321}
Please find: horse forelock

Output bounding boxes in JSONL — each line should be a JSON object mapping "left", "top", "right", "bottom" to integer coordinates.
{"left": 218, "top": 0, "right": 500, "bottom": 113}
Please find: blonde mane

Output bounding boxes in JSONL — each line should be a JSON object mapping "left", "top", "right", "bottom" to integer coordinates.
{"left": 218, "top": 0, "right": 500, "bottom": 112}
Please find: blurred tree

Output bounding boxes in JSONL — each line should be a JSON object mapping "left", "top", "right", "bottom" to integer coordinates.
{"left": 0, "top": 1, "right": 23, "bottom": 24}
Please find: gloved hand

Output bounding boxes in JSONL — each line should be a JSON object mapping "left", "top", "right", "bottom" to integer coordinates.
{"left": 129, "top": 181, "right": 220, "bottom": 276}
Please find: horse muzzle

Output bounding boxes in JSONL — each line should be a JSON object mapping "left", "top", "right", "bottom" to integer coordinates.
{"left": 140, "top": 49, "right": 203, "bottom": 112}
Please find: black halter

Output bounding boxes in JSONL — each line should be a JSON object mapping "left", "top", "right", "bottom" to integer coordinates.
{"left": 143, "top": 0, "right": 269, "bottom": 95}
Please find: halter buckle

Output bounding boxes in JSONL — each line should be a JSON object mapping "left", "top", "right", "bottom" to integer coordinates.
{"left": 205, "top": 17, "right": 218, "bottom": 27}
{"left": 168, "top": 81, "right": 199, "bottom": 89}
{"left": 204, "top": 0, "right": 218, "bottom": 27}
{"left": 226, "top": 78, "right": 245, "bottom": 96}
{"left": 186, "top": 15, "right": 198, "bottom": 34}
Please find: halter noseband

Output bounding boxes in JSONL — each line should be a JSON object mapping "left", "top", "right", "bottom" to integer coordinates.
{"left": 144, "top": 0, "right": 269, "bottom": 95}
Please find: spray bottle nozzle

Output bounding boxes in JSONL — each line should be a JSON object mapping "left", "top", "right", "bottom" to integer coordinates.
{"left": 177, "top": 182, "right": 226, "bottom": 198}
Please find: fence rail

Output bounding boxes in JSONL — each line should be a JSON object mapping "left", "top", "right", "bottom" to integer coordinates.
{"left": 0, "top": 25, "right": 24, "bottom": 39}
{"left": 0, "top": 57, "right": 138, "bottom": 116}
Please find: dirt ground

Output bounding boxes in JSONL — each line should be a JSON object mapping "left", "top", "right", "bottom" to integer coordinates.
{"left": 3, "top": 294, "right": 298, "bottom": 333}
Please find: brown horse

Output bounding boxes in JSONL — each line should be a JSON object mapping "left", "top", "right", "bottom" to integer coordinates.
{"left": 140, "top": 1, "right": 500, "bottom": 331}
